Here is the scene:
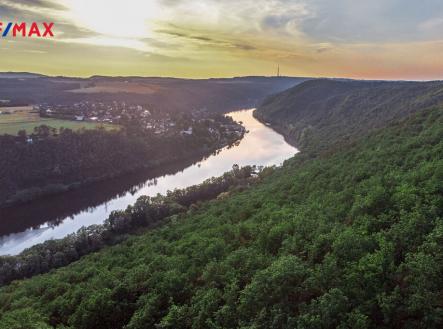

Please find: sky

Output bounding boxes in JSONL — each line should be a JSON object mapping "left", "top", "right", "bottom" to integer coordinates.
{"left": 1, "top": 0, "right": 443, "bottom": 79}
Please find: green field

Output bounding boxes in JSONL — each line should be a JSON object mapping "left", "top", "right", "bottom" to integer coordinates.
{"left": 0, "top": 106, "right": 117, "bottom": 135}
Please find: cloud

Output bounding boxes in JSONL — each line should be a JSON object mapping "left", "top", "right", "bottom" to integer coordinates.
{"left": 1, "top": 0, "right": 443, "bottom": 79}
{"left": 233, "top": 43, "right": 256, "bottom": 51}
{"left": 156, "top": 27, "right": 257, "bottom": 52}
{"left": 1, "top": 0, "right": 66, "bottom": 17}
{"left": 0, "top": 0, "right": 96, "bottom": 40}
{"left": 298, "top": 0, "right": 443, "bottom": 43}
{"left": 145, "top": 51, "right": 193, "bottom": 63}
{"left": 316, "top": 47, "right": 330, "bottom": 54}
{"left": 141, "top": 37, "right": 179, "bottom": 50}
{"left": 153, "top": 0, "right": 443, "bottom": 45}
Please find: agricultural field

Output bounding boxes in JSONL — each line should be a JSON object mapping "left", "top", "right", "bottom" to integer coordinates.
{"left": 0, "top": 106, "right": 117, "bottom": 136}
{"left": 68, "top": 81, "right": 162, "bottom": 94}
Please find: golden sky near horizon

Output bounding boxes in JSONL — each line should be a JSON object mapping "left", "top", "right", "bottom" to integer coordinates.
{"left": 1, "top": 0, "right": 443, "bottom": 79}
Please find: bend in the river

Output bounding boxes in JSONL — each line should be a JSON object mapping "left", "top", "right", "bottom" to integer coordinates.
{"left": 0, "top": 109, "right": 299, "bottom": 255}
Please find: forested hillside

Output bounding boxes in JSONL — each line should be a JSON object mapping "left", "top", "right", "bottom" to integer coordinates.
{"left": 0, "top": 75, "right": 307, "bottom": 113}
{"left": 0, "top": 115, "right": 241, "bottom": 207}
{"left": 0, "top": 102, "right": 441, "bottom": 328}
{"left": 255, "top": 79, "right": 443, "bottom": 152}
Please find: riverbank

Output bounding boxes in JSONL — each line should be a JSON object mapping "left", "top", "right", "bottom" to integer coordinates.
{"left": 0, "top": 165, "right": 264, "bottom": 286}
{"left": 252, "top": 109, "right": 300, "bottom": 149}
{"left": 0, "top": 109, "right": 298, "bottom": 256}
{"left": 0, "top": 119, "right": 245, "bottom": 208}
{"left": 0, "top": 151, "right": 235, "bottom": 237}
{"left": 0, "top": 138, "right": 243, "bottom": 209}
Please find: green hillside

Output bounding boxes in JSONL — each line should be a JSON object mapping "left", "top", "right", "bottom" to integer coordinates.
{"left": 255, "top": 79, "right": 443, "bottom": 152}
{"left": 0, "top": 102, "right": 442, "bottom": 328}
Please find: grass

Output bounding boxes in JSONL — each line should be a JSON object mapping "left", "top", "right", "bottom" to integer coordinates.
{"left": 0, "top": 106, "right": 117, "bottom": 136}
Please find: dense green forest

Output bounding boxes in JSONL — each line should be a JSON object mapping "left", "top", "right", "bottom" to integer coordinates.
{"left": 0, "top": 115, "right": 241, "bottom": 207}
{"left": 0, "top": 166, "right": 259, "bottom": 286}
{"left": 0, "top": 98, "right": 441, "bottom": 329}
{"left": 255, "top": 79, "right": 443, "bottom": 152}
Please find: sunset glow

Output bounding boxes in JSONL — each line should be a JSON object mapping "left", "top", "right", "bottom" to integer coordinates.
{"left": 1, "top": 0, "right": 443, "bottom": 79}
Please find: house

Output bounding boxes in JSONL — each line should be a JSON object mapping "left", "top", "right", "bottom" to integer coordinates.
{"left": 181, "top": 127, "right": 193, "bottom": 135}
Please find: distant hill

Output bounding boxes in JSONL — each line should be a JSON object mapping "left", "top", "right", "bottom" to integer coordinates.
{"left": 0, "top": 74, "right": 309, "bottom": 113}
{"left": 0, "top": 72, "right": 47, "bottom": 79}
{"left": 255, "top": 79, "right": 443, "bottom": 151}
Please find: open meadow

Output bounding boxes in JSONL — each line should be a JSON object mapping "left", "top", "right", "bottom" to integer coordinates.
{"left": 0, "top": 106, "right": 116, "bottom": 135}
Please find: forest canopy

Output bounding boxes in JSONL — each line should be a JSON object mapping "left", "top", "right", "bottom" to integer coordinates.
{"left": 0, "top": 103, "right": 441, "bottom": 328}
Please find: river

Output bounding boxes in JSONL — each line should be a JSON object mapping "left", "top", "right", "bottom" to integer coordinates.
{"left": 0, "top": 109, "right": 298, "bottom": 255}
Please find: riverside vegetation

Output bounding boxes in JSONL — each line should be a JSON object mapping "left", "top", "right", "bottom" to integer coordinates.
{"left": 0, "top": 165, "right": 260, "bottom": 286}
{"left": 0, "top": 79, "right": 442, "bottom": 328}
{"left": 0, "top": 113, "right": 243, "bottom": 207}
{"left": 255, "top": 79, "right": 443, "bottom": 152}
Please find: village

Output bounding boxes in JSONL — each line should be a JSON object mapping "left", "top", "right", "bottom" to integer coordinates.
{"left": 35, "top": 101, "right": 245, "bottom": 140}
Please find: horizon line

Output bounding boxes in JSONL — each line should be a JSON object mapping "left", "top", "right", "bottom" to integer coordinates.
{"left": 0, "top": 71, "right": 441, "bottom": 83}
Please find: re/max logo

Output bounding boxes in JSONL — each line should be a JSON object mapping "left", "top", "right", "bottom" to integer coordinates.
{"left": 0, "top": 22, "right": 54, "bottom": 37}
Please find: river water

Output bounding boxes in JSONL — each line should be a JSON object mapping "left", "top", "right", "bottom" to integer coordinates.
{"left": 0, "top": 109, "right": 298, "bottom": 255}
